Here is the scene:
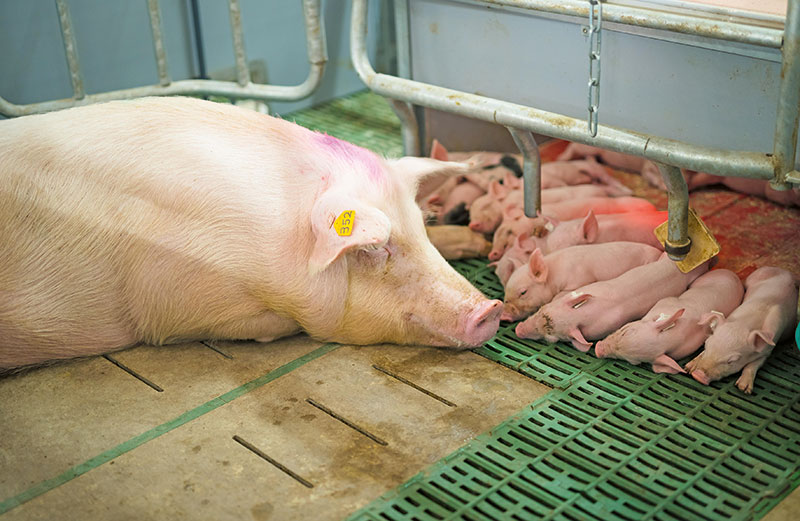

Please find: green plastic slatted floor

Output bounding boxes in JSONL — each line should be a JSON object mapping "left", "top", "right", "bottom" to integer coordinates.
{"left": 288, "top": 91, "right": 800, "bottom": 521}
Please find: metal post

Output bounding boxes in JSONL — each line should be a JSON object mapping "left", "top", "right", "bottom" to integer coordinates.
{"left": 389, "top": 99, "right": 421, "bottom": 157}
{"left": 55, "top": 0, "right": 85, "bottom": 100}
{"left": 147, "top": 0, "right": 170, "bottom": 87}
{"left": 229, "top": 0, "right": 251, "bottom": 87}
{"left": 392, "top": 0, "right": 423, "bottom": 156}
{"left": 772, "top": 0, "right": 800, "bottom": 188}
{"left": 656, "top": 163, "right": 691, "bottom": 261}
{"left": 507, "top": 128, "right": 542, "bottom": 217}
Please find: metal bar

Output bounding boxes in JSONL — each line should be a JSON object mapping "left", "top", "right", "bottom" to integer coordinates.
{"left": 772, "top": 0, "right": 800, "bottom": 187}
{"left": 656, "top": 163, "right": 691, "bottom": 261}
{"left": 507, "top": 128, "right": 541, "bottom": 217}
{"left": 394, "top": 0, "right": 412, "bottom": 79}
{"left": 0, "top": 0, "right": 327, "bottom": 116}
{"left": 228, "top": 0, "right": 251, "bottom": 87}
{"left": 189, "top": 0, "right": 207, "bottom": 78}
{"left": 455, "top": 0, "right": 782, "bottom": 49}
{"left": 389, "top": 99, "right": 421, "bottom": 156}
{"left": 350, "top": 0, "right": 774, "bottom": 180}
{"left": 147, "top": 0, "right": 170, "bottom": 87}
{"left": 55, "top": 0, "right": 85, "bottom": 100}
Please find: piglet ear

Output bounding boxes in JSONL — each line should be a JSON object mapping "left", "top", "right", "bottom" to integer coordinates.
{"left": 542, "top": 215, "right": 560, "bottom": 233}
{"left": 388, "top": 156, "right": 473, "bottom": 197}
{"left": 503, "top": 204, "right": 524, "bottom": 220}
{"left": 504, "top": 171, "right": 522, "bottom": 190}
{"left": 565, "top": 292, "right": 592, "bottom": 309}
{"left": 528, "top": 249, "right": 548, "bottom": 283}
{"left": 581, "top": 210, "right": 599, "bottom": 242}
{"left": 518, "top": 233, "right": 536, "bottom": 253}
{"left": 655, "top": 308, "right": 684, "bottom": 332}
{"left": 651, "top": 354, "right": 686, "bottom": 374}
{"left": 749, "top": 330, "right": 775, "bottom": 352}
{"left": 569, "top": 328, "right": 592, "bottom": 352}
{"left": 488, "top": 180, "right": 508, "bottom": 199}
{"left": 309, "top": 190, "right": 391, "bottom": 273}
{"left": 698, "top": 311, "right": 725, "bottom": 332}
{"left": 430, "top": 139, "right": 449, "bottom": 161}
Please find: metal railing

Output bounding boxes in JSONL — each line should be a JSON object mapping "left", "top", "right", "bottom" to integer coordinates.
{"left": 0, "top": 0, "right": 328, "bottom": 117}
{"left": 351, "top": 0, "right": 800, "bottom": 260}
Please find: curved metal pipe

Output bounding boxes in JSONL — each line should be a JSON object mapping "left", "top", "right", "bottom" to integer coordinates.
{"left": 507, "top": 128, "right": 541, "bottom": 217}
{"left": 350, "top": 0, "right": 774, "bottom": 181}
{"left": 0, "top": 0, "right": 327, "bottom": 116}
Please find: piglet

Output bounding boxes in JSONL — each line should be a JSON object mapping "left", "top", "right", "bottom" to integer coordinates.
{"left": 469, "top": 182, "right": 627, "bottom": 234}
{"left": 503, "top": 242, "right": 662, "bottom": 321}
{"left": 489, "top": 197, "right": 657, "bottom": 257}
{"left": 595, "top": 269, "right": 744, "bottom": 373}
{"left": 490, "top": 234, "right": 537, "bottom": 286}
{"left": 542, "top": 159, "right": 629, "bottom": 194}
{"left": 542, "top": 210, "right": 667, "bottom": 252}
{"left": 426, "top": 225, "right": 492, "bottom": 260}
{"left": 685, "top": 267, "right": 798, "bottom": 393}
{"left": 515, "top": 254, "right": 710, "bottom": 351}
{"left": 557, "top": 142, "right": 646, "bottom": 172}
{"left": 688, "top": 173, "right": 800, "bottom": 207}
{"left": 489, "top": 209, "right": 543, "bottom": 261}
{"left": 532, "top": 196, "right": 657, "bottom": 224}
{"left": 439, "top": 180, "right": 485, "bottom": 224}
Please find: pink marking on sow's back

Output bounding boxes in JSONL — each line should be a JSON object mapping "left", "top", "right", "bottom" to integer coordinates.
{"left": 314, "top": 133, "right": 384, "bottom": 183}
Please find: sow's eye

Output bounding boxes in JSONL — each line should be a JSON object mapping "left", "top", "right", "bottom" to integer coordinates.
{"left": 357, "top": 241, "right": 394, "bottom": 266}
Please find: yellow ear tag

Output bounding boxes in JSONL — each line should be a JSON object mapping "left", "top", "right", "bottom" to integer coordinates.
{"left": 333, "top": 210, "right": 355, "bottom": 237}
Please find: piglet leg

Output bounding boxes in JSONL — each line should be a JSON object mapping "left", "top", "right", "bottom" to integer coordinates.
{"left": 735, "top": 356, "right": 767, "bottom": 394}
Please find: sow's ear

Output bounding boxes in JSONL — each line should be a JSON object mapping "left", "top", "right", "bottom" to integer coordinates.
{"left": 388, "top": 156, "right": 474, "bottom": 196}
{"left": 309, "top": 190, "right": 391, "bottom": 273}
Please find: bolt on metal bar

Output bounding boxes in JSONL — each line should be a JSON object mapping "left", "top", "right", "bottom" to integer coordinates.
{"left": 0, "top": 0, "right": 327, "bottom": 116}
{"left": 55, "top": 0, "right": 85, "bottom": 100}
{"left": 350, "top": 0, "right": 774, "bottom": 180}
{"left": 228, "top": 0, "right": 251, "bottom": 87}
{"left": 147, "top": 0, "right": 171, "bottom": 87}
{"left": 507, "top": 128, "right": 542, "bottom": 217}
{"left": 656, "top": 163, "right": 691, "bottom": 261}
{"left": 587, "top": 0, "right": 602, "bottom": 137}
{"left": 453, "top": 0, "right": 782, "bottom": 48}
{"left": 772, "top": 0, "right": 800, "bottom": 188}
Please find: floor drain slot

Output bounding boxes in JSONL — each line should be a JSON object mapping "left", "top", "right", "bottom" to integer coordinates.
{"left": 201, "top": 340, "right": 233, "bottom": 359}
{"left": 232, "top": 435, "right": 313, "bottom": 488}
{"left": 103, "top": 355, "right": 163, "bottom": 392}
{"left": 372, "top": 365, "right": 456, "bottom": 407}
{"left": 306, "top": 398, "right": 388, "bottom": 446}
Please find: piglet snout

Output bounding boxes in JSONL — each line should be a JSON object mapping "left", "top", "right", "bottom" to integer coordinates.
{"left": 692, "top": 370, "right": 711, "bottom": 385}
{"left": 464, "top": 300, "right": 503, "bottom": 346}
{"left": 468, "top": 221, "right": 482, "bottom": 232}
{"left": 488, "top": 250, "right": 503, "bottom": 261}
{"left": 594, "top": 342, "right": 607, "bottom": 358}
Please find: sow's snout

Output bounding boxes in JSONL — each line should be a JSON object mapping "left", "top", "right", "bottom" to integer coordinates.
{"left": 461, "top": 299, "right": 503, "bottom": 347}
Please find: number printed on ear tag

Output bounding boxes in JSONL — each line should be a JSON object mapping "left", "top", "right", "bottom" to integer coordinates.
{"left": 334, "top": 210, "right": 355, "bottom": 237}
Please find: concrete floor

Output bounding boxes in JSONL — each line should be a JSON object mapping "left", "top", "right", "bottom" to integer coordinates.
{"left": 0, "top": 336, "right": 549, "bottom": 520}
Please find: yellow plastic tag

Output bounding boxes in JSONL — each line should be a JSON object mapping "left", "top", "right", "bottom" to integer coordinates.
{"left": 333, "top": 210, "right": 355, "bottom": 237}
